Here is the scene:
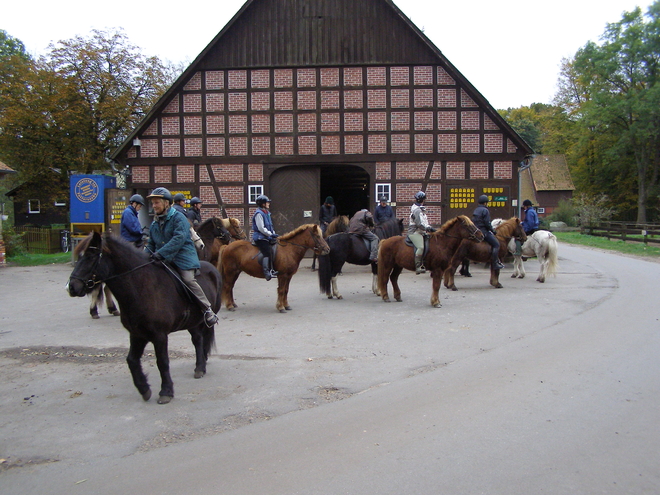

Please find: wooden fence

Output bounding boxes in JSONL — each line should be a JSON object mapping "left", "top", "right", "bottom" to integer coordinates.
{"left": 14, "top": 226, "right": 63, "bottom": 254}
{"left": 582, "top": 222, "right": 660, "bottom": 245}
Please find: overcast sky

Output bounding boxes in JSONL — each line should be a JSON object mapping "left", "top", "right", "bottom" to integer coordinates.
{"left": 4, "top": 0, "right": 654, "bottom": 109}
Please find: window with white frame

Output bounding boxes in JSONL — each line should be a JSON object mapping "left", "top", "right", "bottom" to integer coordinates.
{"left": 28, "top": 199, "right": 41, "bottom": 213}
{"left": 375, "top": 183, "right": 391, "bottom": 203}
{"left": 248, "top": 185, "right": 264, "bottom": 204}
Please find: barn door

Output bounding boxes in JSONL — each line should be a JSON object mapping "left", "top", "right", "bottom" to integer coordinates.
{"left": 269, "top": 166, "right": 320, "bottom": 236}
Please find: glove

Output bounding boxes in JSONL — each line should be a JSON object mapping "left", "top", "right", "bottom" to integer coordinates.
{"left": 271, "top": 234, "right": 279, "bottom": 239}
{"left": 426, "top": 226, "right": 436, "bottom": 233}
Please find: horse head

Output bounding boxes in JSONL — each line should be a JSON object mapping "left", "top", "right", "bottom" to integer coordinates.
{"left": 209, "top": 217, "right": 232, "bottom": 244}
{"left": 225, "top": 218, "right": 246, "bottom": 241}
{"left": 458, "top": 215, "right": 484, "bottom": 241}
{"left": 495, "top": 217, "right": 526, "bottom": 243}
{"left": 310, "top": 224, "right": 331, "bottom": 255}
{"left": 68, "top": 231, "right": 105, "bottom": 297}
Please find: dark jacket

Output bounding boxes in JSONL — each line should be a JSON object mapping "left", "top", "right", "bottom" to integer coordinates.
{"left": 374, "top": 204, "right": 394, "bottom": 225}
{"left": 147, "top": 207, "right": 200, "bottom": 270}
{"left": 348, "top": 210, "right": 374, "bottom": 235}
{"left": 319, "top": 204, "right": 337, "bottom": 225}
{"left": 473, "top": 205, "right": 494, "bottom": 234}
{"left": 120, "top": 205, "right": 143, "bottom": 243}
{"left": 186, "top": 207, "right": 202, "bottom": 227}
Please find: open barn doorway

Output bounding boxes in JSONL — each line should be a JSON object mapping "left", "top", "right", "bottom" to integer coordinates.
{"left": 320, "top": 165, "right": 371, "bottom": 217}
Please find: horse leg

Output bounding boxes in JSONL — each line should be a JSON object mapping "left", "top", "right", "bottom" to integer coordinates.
{"left": 371, "top": 262, "right": 379, "bottom": 296}
{"left": 152, "top": 335, "right": 174, "bottom": 404}
{"left": 490, "top": 266, "right": 504, "bottom": 288}
{"left": 126, "top": 335, "right": 151, "bottom": 401}
{"left": 458, "top": 259, "right": 472, "bottom": 277}
{"left": 104, "top": 285, "right": 120, "bottom": 316}
{"left": 430, "top": 271, "right": 443, "bottom": 308}
{"left": 189, "top": 326, "right": 207, "bottom": 379}
{"left": 391, "top": 266, "right": 403, "bottom": 302}
{"left": 330, "top": 275, "right": 342, "bottom": 299}
{"left": 311, "top": 253, "right": 317, "bottom": 271}
{"left": 537, "top": 259, "right": 547, "bottom": 283}
{"left": 276, "top": 275, "right": 292, "bottom": 312}
{"left": 222, "top": 270, "right": 240, "bottom": 311}
{"left": 90, "top": 285, "right": 101, "bottom": 319}
{"left": 443, "top": 254, "right": 463, "bottom": 291}
{"left": 512, "top": 255, "right": 524, "bottom": 278}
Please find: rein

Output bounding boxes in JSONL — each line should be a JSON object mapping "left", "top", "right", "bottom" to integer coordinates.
{"left": 70, "top": 245, "right": 156, "bottom": 289}
{"left": 277, "top": 232, "right": 325, "bottom": 254}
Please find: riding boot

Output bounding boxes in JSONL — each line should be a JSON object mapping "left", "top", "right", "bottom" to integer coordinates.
{"left": 492, "top": 249, "right": 505, "bottom": 270}
{"left": 514, "top": 239, "right": 522, "bottom": 256}
{"left": 262, "top": 257, "right": 272, "bottom": 281}
{"left": 415, "top": 254, "right": 426, "bottom": 274}
{"left": 269, "top": 258, "right": 279, "bottom": 278}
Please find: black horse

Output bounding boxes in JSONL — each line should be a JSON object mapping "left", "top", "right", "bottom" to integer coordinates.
{"left": 67, "top": 232, "right": 222, "bottom": 404}
{"left": 318, "top": 217, "right": 404, "bottom": 299}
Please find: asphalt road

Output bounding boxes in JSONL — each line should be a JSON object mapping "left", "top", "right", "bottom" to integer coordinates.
{"left": 1, "top": 244, "right": 658, "bottom": 494}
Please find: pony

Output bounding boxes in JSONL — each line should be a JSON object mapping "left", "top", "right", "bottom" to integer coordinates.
{"left": 202, "top": 217, "right": 246, "bottom": 266}
{"left": 220, "top": 224, "right": 330, "bottom": 313}
{"left": 67, "top": 232, "right": 222, "bottom": 404}
{"left": 377, "top": 215, "right": 484, "bottom": 307}
{"left": 318, "top": 217, "right": 404, "bottom": 299}
{"left": 74, "top": 239, "right": 120, "bottom": 319}
{"left": 443, "top": 217, "right": 526, "bottom": 291}
{"left": 505, "top": 229, "right": 559, "bottom": 282}
{"left": 311, "top": 215, "right": 350, "bottom": 271}
{"left": 192, "top": 217, "right": 231, "bottom": 263}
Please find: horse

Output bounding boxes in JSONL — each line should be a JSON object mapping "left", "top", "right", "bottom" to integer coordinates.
{"left": 311, "top": 215, "right": 350, "bottom": 271}
{"left": 443, "top": 217, "right": 527, "bottom": 291}
{"left": 377, "top": 215, "right": 484, "bottom": 307}
{"left": 192, "top": 217, "right": 231, "bottom": 262}
{"left": 318, "top": 217, "right": 404, "bottom": 299}
{"left": 67, "top": 232, "right": 222, "bottom": 404}
{"left": 220, "top": 224, "right": 330, "bottom": 313}
{"left": 74, "top": 239, "right": 120, "bottom": 319}
{"left": 505, "top": 229, "right": 559, "bottom": 282}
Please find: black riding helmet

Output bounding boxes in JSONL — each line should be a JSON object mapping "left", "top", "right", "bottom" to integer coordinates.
{"left": 478, "top": 194, "right": 489, "bottom": 204}
{"left": 173, "top": 193, "right": 186, "bottom": 203}
{"left": 147, "top": 187, "right": 173, "bottom": 203}
{"left": 256, "top": 194, "right": 271, "bottom": 207}
{"left": 522, "top": 199, "right": 533, "bottom": 207}
{"left": 190, "top": 197, "right": 202, "bottom": 205}
{"left": 129, "top": 194, "right": 145, "bottom": 206}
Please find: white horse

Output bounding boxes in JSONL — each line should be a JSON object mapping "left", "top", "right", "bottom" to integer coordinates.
{"left": 492, "top": 219, "right": 559, "bottom": 283}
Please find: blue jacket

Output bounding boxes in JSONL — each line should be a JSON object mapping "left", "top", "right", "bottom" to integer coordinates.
{"left": 147, "top": 207, "right": 200, "bottom": 270}
{"left": 522, "top": 207, "right": 539, "bottom": 233}
{"left": 252, "top": 208, "right": 275, "bottom": 241}
{"left": 374, "top": 204, "right": 394, "bottom": 225}
{"left": 473, "top": 205, "right": 494, "bottom": 234}
{"left": 120, "top": 205, "right": 142, "bottom": 243}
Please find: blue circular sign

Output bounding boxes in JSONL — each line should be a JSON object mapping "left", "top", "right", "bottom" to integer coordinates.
{"left": 74, "top": 178, "right": 99, "bottom": 203}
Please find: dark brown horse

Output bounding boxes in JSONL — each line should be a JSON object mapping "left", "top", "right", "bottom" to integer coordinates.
{"left": 67, "top": 232, "right": 222, "bottom": 404}
{"left": 318, "top": 217, "right": 404, "bottom": 299}
{"left": 377, "top": 215, "right": 484, "bottom": 308}
{"left": 220, "top": 224, "right": 330, "bottom": 312}
{"left": 311, "top": 215, "right": 350, "bottom": 271}
{"left": 200, "top": 217, "right": 246, "bottom": 266}
{"left": 193, "top": 217, "right": 231, "bottom": 262}
{"left": 443, "top": 217, "right": 527, "bottom": 290}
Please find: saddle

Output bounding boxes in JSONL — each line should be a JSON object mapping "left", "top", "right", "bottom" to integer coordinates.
{"left": 250, "top": 241, "right": 279, "bottom": 263}
{"left": 404, "top": 234, "right": 430, "bottom": 260}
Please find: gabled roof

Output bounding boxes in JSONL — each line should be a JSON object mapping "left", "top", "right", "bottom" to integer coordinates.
{"left": 0, "top": 160, "right": 17, "bottom": 175}
{"left": 529, "top": 155, "right": 575, "bottom": 191}
{"left": 112, "top": 0, "right": 532, "bottom": 160}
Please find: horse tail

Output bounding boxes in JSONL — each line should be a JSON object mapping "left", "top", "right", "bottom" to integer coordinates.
{"left": 376, "top": 239, "right": 391, "bottom": 289}
{"left": 545, "top": 233, "right": 559, "bottom": 277}
{"left": 317, "top": 247, "right": 332, "bottom": 296}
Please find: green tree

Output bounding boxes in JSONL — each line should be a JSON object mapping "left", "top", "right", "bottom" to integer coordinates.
{"left": 556, "top": 3, "right": 660, "bottom": 223}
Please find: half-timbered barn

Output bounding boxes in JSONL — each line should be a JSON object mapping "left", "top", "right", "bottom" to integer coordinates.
{"left": 112, "top": 0, "right": 533, "bottom": 233}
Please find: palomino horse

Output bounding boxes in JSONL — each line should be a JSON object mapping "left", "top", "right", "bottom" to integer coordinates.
{"left": 220, "top": 224, "right": 330, "bottom": 313}
{"left": 318, "top": 217, "right": 404, "bottom": 299}
{"left": 311, "top": 215, "right": 350, "bottom": 271}
{"left": 443, "top": 217, "right": 526, "bottom": 291}
{"left": 199, "top": 217, "right": 246, "bottom": 266}
{"left": 67, "top": 232, "right": 222, "bottom": 404}
{"left": 377, "top": 215, "right": 484, "bottom": 308}
{"left": 502, "top": 227, "right": 559, "bottom": 282}
{"left": 74, "top": 239, "right": 120, "bottom": 319}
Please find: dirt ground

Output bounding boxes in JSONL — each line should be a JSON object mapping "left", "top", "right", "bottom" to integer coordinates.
{"left": 0, "top": 253, "right": 608, "bottom": 477}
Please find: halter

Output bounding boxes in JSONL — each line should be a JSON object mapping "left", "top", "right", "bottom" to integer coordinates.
{"left": 434, "top": 218, "right": 482, "bottom": 241}
{"left": 69, "top": 244, "right": 155, "bottom": 289}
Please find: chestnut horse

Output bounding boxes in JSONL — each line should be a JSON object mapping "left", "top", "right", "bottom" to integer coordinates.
{"left": 311, "top": 215, "right": 350, "bottom": 271}
{"left": 220, "top": 224, "right": 330, "bottom": 312}
{"left": 443, "top": 217, "right": 527, "bottom": 291}
{"left": 377, "top": 215, "right": 484, "bottom": 308}
{"left": 67, "top": 232, "right": 221, "bottom": 404}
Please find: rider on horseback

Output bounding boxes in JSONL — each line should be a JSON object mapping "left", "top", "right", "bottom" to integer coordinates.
{"left": 348, "top": 209, "right": 379, "bottom": 263}
{"left": 146, "top": 187, "right": 218, "bottom": 327}
{"left": 473, "top": 194, "right": 505, "bottom": 270}
{"left": 252, "top": 194, "right": 279, "bottom": 281}
{"left": 408, "top": 191, "right": 436, "bottom": 274}
{"left": 120, "top": 194, "right": 146, "bottom": 248}
{"left": 515, "top": 199, "right": 539, "bottom": 256}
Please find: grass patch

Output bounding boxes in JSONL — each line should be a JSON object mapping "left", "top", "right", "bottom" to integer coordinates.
{"left": 7, "top": 252, "right": 72, "bottom": 267}
{"left": 553, "top": 232, "right": 660, "bottom": 259}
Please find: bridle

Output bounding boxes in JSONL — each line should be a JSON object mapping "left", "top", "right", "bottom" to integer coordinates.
{"left": 432, "top": 218, "right": 483, "bottom": 242}
{"left": 276, "top": 227, "right": 327, "bottom": 254}
{"left": 69, "top": 245, "right": 154, "bottom": 290}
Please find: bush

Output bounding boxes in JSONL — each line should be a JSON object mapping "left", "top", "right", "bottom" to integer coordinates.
{"left": 2, "top": 227, "right": 27, "bottom": 257}
{"left": 544, "top": 199, "right": 578, "bottom": 227}
{"left": 571, "top": 193, "right": 617, "bottom": 227}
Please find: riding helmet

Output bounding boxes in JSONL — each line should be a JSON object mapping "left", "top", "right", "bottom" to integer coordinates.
{"left": 478, "top": 194, "right": 489, "bottom": 204}
{"left": 522, "top": 199, "right": 533, "bottom": 207}
{"left": 380, "top": 196, "right": 388, "bottom": 202}
{"left": 190, "top": 197, "right": 202, "bottom": 205}
{"left": 173, "top": 193, "right": 186, "bottom": 203}
{"left": 129, "top": 194, "right": 145, "bottom": 206}
{"left": 414, "top": 191, "right": 426, "bottom": 202}
{"left": 256, "top": 194, "right": 271, "bottom": 207}
{"left": 147, "top": 187, "right": 173, "bottom": 203}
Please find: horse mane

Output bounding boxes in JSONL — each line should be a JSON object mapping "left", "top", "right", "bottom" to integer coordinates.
{"left": 74, "top": 233, "right": 93, "bottom": 256}
{"left": 326, "top": 215, "right": 349, "bottom": 236}
{"left": 494, "top": 217, "right": 520, "bottom": 237}
{"left": 220, "top": 218, "right": 241, "bottom": 228}
{"left": 375, "top": 217, "right": 403, "bottom": 238}
{"left": 280, "top": 223, "right": 319, "bottom": 241}
{"left": 102, "top": 233, "right": 151, "bottom": 261}
{"left": 434, "top": 215, "right": 466, "bottom": 235}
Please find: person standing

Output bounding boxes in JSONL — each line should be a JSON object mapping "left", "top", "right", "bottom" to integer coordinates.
{"left": 319, "top": 196, "right": 337, "bottom": 235}
{"left": 120, "top": 194, "right": 146, "bottom": 248}
{"left": 374, "top": 196, "right": 394, "bottom": 225}
{"left": 348, "top": 209, "right": 379, "bottom": 263}
{"left": 252, "top": 195, "right": 279, "bottom": 281}
{"left": 515, "top": 199, "right": 540, "bottom": 256}
{"left": 473, "top": 194, "right": 505, "bottom": 270}
{"left": 146, "top": 187, "right": 218, "bottom": 326}
{"left": 172, "top": 193, "right": 187, "bottom": 215}
{"left": 408, "top": 191, "right": 435, "bottom": 274}
{"left": 186, "top": 197, "right": 203, "bottom": 227}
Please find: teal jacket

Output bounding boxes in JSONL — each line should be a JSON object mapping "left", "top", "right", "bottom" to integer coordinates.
{"left": 147, "top": 207, "right": 200, "bottom": 270}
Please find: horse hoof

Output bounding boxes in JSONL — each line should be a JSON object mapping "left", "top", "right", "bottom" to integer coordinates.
{"left": 337, "top": 295, "right": 343, "bottom": 300}
{"left": 227, "top": 306, "right": 236, "bottom": 312}
{"left": 327, "top": 295, "right": 333, "bottom": 299}
{"left": 451, "top": 287, "right": 458, "bottom": 292}
{"left": 112, "top": 310, "right": 120, "bottom": 316}
{"left": 511, "top": 274, "right": 517, "bottom": 278}
{"left": 285, "top": 306, "right": 292, "bottom": 310}
{"left": 433, "top": 303, "right": 442, "bottom": 308}
{"left": 279, "top": 309, "right": 287, "bottom": 313}
{"left": 495, "top": 284, "right": 504, "bottom": 289}
{"left": 157, "top": 395, "right": 173, "bottom": 404}
{"left": 141, "top": 389, "right": 152, "bottom": 401}
{"left": 91, "top": 314, "right": 100, "bottom": 320}
{"left": 518, "top": 275, "right": 525, "bottom": 279}
{"left": 395, "top": 297, "right": 402, "bottom": 302}
{"left": 194, "top": 370, "right": 205, "bottom": 379}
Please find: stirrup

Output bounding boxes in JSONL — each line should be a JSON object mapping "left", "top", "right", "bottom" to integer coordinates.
{"left": 494, "top": 260, "right": 505, "bottom": 270}
{"left": 204, "top": 308, "right": 218, "bottom": 327}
